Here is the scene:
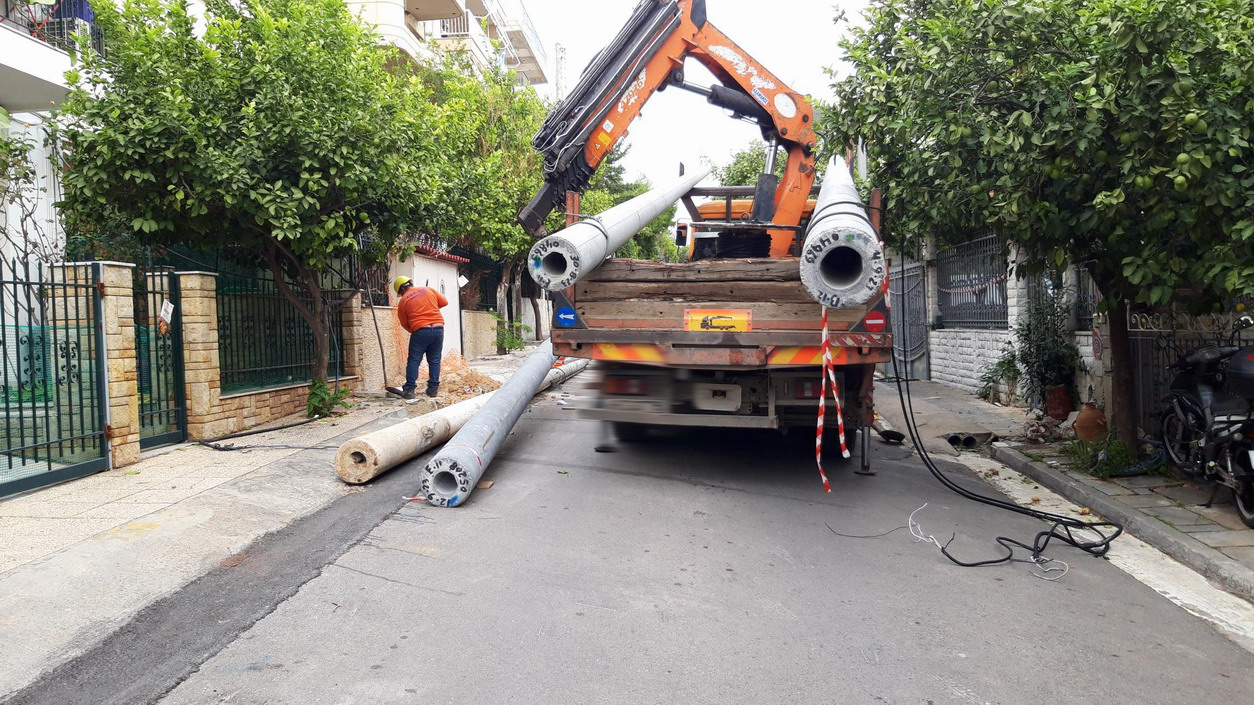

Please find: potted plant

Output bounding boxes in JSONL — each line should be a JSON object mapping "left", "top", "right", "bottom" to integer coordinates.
{"left": 1016, "top": 294, "right": 1084, "bottom": 420}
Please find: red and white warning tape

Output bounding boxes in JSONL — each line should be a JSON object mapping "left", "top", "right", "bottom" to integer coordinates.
{"left": 816, "top": 308, "right": 851, "bottom": 492}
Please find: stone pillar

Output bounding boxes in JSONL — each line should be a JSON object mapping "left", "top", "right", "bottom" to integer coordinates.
{"left": 340, "top": 291, "right": 365, "bottom": 380}
{"left": 98, "top": 262, "right": 141, "bottom": 468}
{"left": 178, "top": 272, "right": 221, "bottom": 441}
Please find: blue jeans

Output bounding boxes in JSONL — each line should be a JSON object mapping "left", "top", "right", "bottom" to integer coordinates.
{"left": 404, "top": 327, "right": 444, "bottom": 394}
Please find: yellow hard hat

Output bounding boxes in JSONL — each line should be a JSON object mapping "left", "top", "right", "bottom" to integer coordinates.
{"left": 392, "top": 276, "right": 412, "bottom": 294}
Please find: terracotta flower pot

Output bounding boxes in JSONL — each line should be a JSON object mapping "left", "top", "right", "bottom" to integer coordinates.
{"left": 1073, "top": 402, "right": 1108, "bottom": 441}
{"left": 1045, "top": 385, "right": 1073, "bottom": 421}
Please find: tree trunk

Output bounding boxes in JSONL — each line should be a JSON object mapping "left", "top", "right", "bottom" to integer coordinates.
{"left": 1107, "top": 298, "right": 1139, "bottom": 451}
{"left": 510, "top": 259, "right": 524, "bottom": 331}
{"left": 266, "top": 244, "right": 331, "bottom": 383}
{"left": 495, "top": 272, "right": 509, "bottom": 356}
{"left": 529, "top": 292, "right": 544, "bottom": 341}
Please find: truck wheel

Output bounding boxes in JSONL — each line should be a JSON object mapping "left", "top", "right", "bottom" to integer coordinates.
{"left": 613, "top": 422, "right": 650, "bottom": 442}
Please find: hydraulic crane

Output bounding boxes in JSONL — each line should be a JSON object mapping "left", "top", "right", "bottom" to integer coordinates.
{"left": 518, "top": 0, "right": 818, "bottom": 260}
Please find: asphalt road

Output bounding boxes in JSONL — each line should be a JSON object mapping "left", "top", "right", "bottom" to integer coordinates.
{"left": 16, "top": 378, "right": 1254, "bottom": 704}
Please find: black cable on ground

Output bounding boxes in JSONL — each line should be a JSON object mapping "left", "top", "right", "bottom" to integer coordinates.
{"left": 887, "top": 258, "right": 1123, "bottom": 569}
{"left": 196, "top": 414, "right": 327, "bottom": 452}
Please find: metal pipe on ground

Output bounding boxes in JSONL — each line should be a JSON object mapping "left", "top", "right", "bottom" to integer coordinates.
{"left": 335, "top": 352, "right": 589, "bottom": 485}
{"left": 798, "top": 158, "right": 886, "bottom": 308}
{"left": 527, "top": 170, "right": 711, "bottom": 292}
{"left": 418, "top": 340, "right": 563, "bottom": 507}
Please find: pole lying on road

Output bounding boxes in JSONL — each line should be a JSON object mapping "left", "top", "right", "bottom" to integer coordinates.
{"left": 527, "top": 169, "right": 710, "bottom": 292}
{"left": 798, "top": 158, "right": 886, "bottom": 308}
{"left": 335, "top": 352, "right": 588, "bottom": 485}
{"left": 418, "top": 340, "right": 563, "bottom": 507}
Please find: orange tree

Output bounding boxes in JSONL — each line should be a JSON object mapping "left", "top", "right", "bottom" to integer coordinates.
{"left": 54, "top": 0, "right": 446, "bottom": 384}
{"left": 824, "top": 0, "right": 1254, "bottom": 447}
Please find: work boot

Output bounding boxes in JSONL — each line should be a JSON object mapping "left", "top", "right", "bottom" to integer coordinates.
{"left": 425, "top": 388, "right": 439, "bottom": 398}
{"left": 401, "top": 389, "right": 417, "bottom": 400}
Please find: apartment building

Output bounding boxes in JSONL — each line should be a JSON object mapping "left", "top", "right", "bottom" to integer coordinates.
{"left": 347, "top": 0, "right": 548, "bottom": 84}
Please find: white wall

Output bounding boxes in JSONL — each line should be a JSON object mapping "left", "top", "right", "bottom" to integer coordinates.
{"left": 347, "top": 0, "right": 435, "bottom": 62}
{"left": 1, "top": 113, "right": 62, "bottom": 263}
{"left": 520, "top": 295, "right": 552, "bottom": 341}
{"left": 390, "top": 255, "right": 463, "bottom": 357}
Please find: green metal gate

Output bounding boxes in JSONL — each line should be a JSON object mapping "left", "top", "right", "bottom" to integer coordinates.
{"left": 135, "top": 268, "right": 186, "bottom": 448}
{"left": 1, "top": 261, "right": 109, "bottom": 497}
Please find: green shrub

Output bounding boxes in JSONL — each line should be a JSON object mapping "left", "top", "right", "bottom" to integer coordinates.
{"left": 307, "top": 379, "right": 352, "bottom": 418}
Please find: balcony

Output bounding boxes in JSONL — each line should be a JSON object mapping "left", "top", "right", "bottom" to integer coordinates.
{"left": 404, "top": 0, "right": 462, "bottom": 21}
{"left": 435, "top": 9, "right": 496, "bottom": 71}
{"left": 346, "top": 0, "right": 439, "bottom": 62}
{"left": 1, "top": 0, "right": 101, "bottom": 112}
{"left": 483, "top": 0, "right": 546, "bottom": 85}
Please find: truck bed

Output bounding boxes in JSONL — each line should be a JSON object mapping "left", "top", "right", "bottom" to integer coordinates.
{"left": 551, "top": 257, "right": 892, "bottom": 369}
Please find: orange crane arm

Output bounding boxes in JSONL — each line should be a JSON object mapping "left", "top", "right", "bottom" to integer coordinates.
{"left": 519, "top": 0, "right": 817, "bottom": 257}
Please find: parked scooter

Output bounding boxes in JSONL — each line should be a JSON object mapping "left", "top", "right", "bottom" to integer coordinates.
{"left": 1160, "top": 315, "right": 1254, "bottom": 527}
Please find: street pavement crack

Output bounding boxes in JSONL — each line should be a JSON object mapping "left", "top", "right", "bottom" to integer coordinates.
{"left": 328, "top": 563, "right": 464, "bottom": 596}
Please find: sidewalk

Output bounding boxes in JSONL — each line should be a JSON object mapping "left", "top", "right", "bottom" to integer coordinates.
{"left": 0, "top": 350, "right": 537, "bottom": 699}
{"left": 991, "top": 442, "right": 1254, "bottom": 604}
{"left": 874, "top": 378, "right": 1025, "bottom": 457}
{"left": 877, "top": 378, "right": 1254, "bottom": 604}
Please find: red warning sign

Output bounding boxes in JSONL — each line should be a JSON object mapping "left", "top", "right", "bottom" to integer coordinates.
{"left": 864, "top": 311, "right": 887, "bottom": 333}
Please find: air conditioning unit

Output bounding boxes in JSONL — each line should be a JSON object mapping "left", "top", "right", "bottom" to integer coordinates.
{"left": 42, "top": 18, "right": 93, "bottom": 48}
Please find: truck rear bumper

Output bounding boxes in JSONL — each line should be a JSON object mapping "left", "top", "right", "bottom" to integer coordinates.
{"left": 574, "top": 408, "right": 779, "bottom": 429}
{"left": 553, "top": 337, "right": 891, "bottom": 368}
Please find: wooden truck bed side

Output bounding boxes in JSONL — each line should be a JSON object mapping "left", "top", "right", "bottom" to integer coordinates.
{"left": 551, "top": 258, "right": 892, "bottom": 370}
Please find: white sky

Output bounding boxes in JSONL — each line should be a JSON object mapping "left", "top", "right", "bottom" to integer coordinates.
{"left": 521, "top": 0, "right": 870, "bottom": 186}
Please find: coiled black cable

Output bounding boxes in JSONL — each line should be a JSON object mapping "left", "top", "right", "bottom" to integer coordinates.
{"left": 888, "top": 259, "right": 1123, "bottom": 568}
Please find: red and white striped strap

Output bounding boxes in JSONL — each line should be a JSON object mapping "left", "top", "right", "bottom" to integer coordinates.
{"left": 816, "top": 308, "right": 851, "bottom": 493}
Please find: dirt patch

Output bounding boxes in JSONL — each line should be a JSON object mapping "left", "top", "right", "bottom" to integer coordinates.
{"left": 429, "top": 367, "right": 501, "bottom": 404}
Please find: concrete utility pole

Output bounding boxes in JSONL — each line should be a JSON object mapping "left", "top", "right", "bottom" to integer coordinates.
{"left": 798, "top": 158, "right": 886, "bottom": 309}
{"left": 336, "top": 354, "right": 588, "bottom": 485}
{"left": 417, "top": 340, "right": 565, "bottom": 507}
{"left": 527, "top": 169, "right": 710, "bottom": 292}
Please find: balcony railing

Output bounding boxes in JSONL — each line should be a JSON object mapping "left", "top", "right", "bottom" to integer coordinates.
{"left": 1, "top": 0, "right": 103, "bottom": 55}
{"left": 439, "top": 10, "right": 471, "bottom": 36}
{"left": 495, "top": 0, "right": 545, "bottom": 66}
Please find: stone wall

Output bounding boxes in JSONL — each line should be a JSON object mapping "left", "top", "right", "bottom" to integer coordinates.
{"left": 99, "top": 263, "right": 141, "bottom": 468}
{"left": 927, "top": 329, "right": 1013, "bottom": 393}
{"left": 356, "top": 303, "right": 405, "bottom": 393}
{"left": 462, "top": 310, "right": 497, "bottom": 359}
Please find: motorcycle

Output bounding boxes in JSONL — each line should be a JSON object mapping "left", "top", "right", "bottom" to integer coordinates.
{"left": 1160, "top": 314, "right": 1254, "bottom": 528}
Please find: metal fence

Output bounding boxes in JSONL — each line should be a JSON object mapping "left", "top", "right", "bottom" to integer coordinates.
{"left": 1, "top": 260, "right": 106, "bottom": 497}
{"left": 936, "top": 234, "right": 1009, "bottom": 329}
{"left": 890, "top": 261, "right": 929, "bottom": 380}
{"left": 1, "top": 0, "right": 105, "bottom": 55}
{"left": 156, "top": 248, "right": 355, "bottom": 394}
{"left": 216, "top": 267, "right": 349, "bottom": 394}
{"left": 134, "top": 267, "right": 185, "bottom": 447}
{"left": 1075, "top": 266, "right": 1100, "bottom": 330}
{"left": 355, "top": 259, "right": 391, "bottom": 307}
{"left": 451, "top": 246, "right": 501, "bottom": 312}
{"left": 1129, "top": 312, "right": 1254, "bottom": 434}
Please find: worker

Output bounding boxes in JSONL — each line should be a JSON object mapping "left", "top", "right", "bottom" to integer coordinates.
{"left": 393, "top": 276, "right": 449, "bottom": 399}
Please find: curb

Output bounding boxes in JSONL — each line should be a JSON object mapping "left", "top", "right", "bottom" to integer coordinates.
{"left": 989, "top": 443, "right": 1254, "bottom": 605}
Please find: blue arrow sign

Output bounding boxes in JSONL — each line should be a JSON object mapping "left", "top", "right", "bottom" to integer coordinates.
{"left": 556, "top": 306, "right": 577, "bottom": 327}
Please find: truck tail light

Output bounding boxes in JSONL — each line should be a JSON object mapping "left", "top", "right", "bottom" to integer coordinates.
{"left": 793, "top": 380, "right": 822, "bottom": 399}
{"left": 603, "top": 377, "right": 650, "bottom": 396}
